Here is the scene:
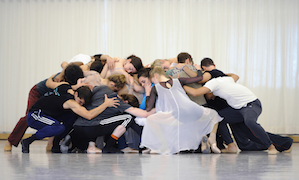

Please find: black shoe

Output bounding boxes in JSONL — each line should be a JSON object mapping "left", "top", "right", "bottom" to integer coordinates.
{"left": 21, "top": 140, "right": 29, "bottom": 153}
{"left": 60, "top": 135, "right": 71, "bottom": 154}
{"left": 51, "top": 148, "right": 62, "bottom": 153}
{"left": 70, "top": 147, "right": 86, "bottom": 153}
{"left": 102, "top": 146, "right": 124, "bottom": 154}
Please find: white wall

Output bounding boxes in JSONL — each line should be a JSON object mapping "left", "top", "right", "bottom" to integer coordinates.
{"left": 0, "top": 0, "right": 298, "bottom": 134}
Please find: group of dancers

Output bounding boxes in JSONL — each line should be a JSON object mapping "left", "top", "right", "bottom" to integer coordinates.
{"left": 4, "top": 52, "right": 293, "bottom": 155}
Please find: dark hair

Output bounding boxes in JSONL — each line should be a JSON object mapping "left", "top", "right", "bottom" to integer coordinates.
{"left": 177, "top": 52, "right": 193, "bottom": 63}
{"left": 120, "top": 94, "right": 139, "bottom": 108}
{"left": 137, "top": 68, "right": 151, "bottom": 79}
{"left": 75, "top": 86, "right": 92, "bottom": 105}
{"left": 93, "top": 54, "right": 102, "bottom": 61}
{"left": 126, "top": 55, "right": 137, "bottom": 60}
{"left": 200, "top": 58, "right": 215, "bottom": 68}
{"left": 127, "top": 55, "right": 143, "bottom": 72}
{"left": 90, "top": 61, "right": 104, "bottom": 74}
{"left": 64, "top": 64, "right": 84, "bottom": 85}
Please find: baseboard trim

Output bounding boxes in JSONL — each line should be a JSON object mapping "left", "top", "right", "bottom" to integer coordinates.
{"left": 0, "top": 134, "right": 48, "bottom": 140}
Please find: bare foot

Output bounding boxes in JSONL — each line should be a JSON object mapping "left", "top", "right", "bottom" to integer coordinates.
{"left": 87, "top": 142, "right": 102, "bottom": 154}
{"left": 283, "top": 145, "right": 292, "bottom": 153}
{"left": 268, "top": 144, "right": 278, "bottom": 155}
{"left": 46, "top": 144, "right": 53, "bottom": 152}
{"left": 4, "top": 140, "right": 12, "bottom": 151}
{"left": 121, "top": 147, "right": 139, "bottom": 153}
{"left": 221, "top": 143, "right": 238, "bottom": 153}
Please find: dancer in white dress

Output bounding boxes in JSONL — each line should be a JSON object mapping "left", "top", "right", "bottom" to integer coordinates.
{"left": 139, "top": 67, "right": 223, "bottom": 154}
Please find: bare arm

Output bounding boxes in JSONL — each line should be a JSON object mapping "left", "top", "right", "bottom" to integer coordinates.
{"left": 63, "top": 94, "right": 120, "bottom": 120}
{"left": 226, "top": 73, "right": 239, "bottom": 82}
{"left": 175, "top": 63, "right": 198, "bottom": 77}
{"left": 183, "top": 86, "right": 211, "bottom": 97}
{"left": 198, "top": 72, "right": 212, "bottom": 83}
{"left": 125, "top": 107, "right": 155, "bottom": 118}
{"left": 54, "top": 61, "right": 84, "bottom": 82}
{"left": 100, "top": 63, "right": 110, "bottom": 79}
{"left": 183, "top": 66, "right": 197, "bottom": 77}
{"left": 46, "top": 74, "right": 68, "bottom": 89}
{"left": 100, "top": 54, "right": 115, "bottom": 70}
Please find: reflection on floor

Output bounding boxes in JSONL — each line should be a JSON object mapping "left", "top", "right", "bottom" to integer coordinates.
{"left": 1, "top": 140, "right": 298, "bottom": 180}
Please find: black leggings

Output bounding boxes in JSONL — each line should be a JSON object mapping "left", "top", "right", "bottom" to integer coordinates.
{"left": 70, "top": 114, "right": 142, "bottom": 150}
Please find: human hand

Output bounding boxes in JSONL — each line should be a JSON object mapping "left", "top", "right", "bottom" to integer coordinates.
{"left": 104, "top": 94, "right": 120, "bottom": 108}
{"left": 175, "top": 63, "right": 185, "bottom": 69}
{"left": 106, "top": 57, "right": 115, "bottom": 70}
{"left": 54, "top": 73, "right": 64, "bottom": 82}
{"left": 148, "top": 108, "right": 156, "bottom": 116}
{"left": 144, "top": 83, "right": 152, "bottom": 95}
{"left": 194, "top": 64, "right": 202, "bottom": 70}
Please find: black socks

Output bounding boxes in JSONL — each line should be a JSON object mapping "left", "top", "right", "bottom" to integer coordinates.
{"left": 21, "top": 134, "right": 37, "bottom": 153}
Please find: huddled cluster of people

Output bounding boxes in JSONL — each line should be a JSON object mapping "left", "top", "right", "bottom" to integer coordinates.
{"left": 4, "top": 52, "right": 293, "bottom": 155}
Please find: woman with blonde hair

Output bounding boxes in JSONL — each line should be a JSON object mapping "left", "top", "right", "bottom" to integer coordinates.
{"left": 139, "top": 66, "right": 223, "bottom": 154}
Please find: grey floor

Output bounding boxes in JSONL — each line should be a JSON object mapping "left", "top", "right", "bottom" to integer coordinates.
{"left": 1, "top": 140, "right": 298, "bottom": 180}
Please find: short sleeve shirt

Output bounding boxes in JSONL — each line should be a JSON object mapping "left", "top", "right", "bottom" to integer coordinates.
{"left": 74, "top": 85, "right": 132, "bottom": 126}
{"left": 204, "top": 77, "right": 257, "bottom": 109}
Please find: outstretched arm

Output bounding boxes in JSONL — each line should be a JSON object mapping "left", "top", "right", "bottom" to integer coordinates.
{"left": 179, "top": 70, "right": 203, "bottom": 85}
{"left": 183, "top": 86, "right": 211, "bottom": 97}
{"left": 64, "top": 94, "right": 120, "bottom": 120}
{"left": 125, "top": 107, "right": 155, "bottom": 118}
{"left": 226, "top": 73, "right": 239, "bottom": 82}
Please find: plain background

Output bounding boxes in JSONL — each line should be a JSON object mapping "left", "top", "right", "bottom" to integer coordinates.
{"left": 0, "top": 0, "right": 298, "bottom": 134}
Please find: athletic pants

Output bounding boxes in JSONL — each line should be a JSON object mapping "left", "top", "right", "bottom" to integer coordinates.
{"left": 229, "top": 122, "right": 293, "bottom": 152}
{"left": 27, "top": 110, "right": 66, "bottom": 140}
{"left": 218, "top": 99, "right": 273, "bottom": 148}
{"left": 8, "top": 85, "right": 41, "bottom": 146}
{"left": 71, "top": 114, "right": 138, "bottom": 150}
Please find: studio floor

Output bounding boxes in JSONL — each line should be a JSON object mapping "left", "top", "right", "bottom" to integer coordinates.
{"left": 1, "top": 140, "right": 298, "bottom": 180}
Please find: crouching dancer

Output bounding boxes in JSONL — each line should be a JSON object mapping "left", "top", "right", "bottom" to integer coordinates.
{"left": 61, "top": 85, "right": 154, "bottom": 154}
{"left": 21, "top": 74, "right": 119, "bottom": 153}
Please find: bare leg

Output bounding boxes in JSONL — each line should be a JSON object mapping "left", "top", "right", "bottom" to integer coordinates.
{"left": 46, "top": 137, "right": 54, "bottom": 152}
{"left": 268, "top": 144, "right": 278, "bottom": 155}
{"left": 112, "top": 125, "right": 126, "bottom": 138}
{"left": 102, "top": 125, "right": 126, "bottom": 154}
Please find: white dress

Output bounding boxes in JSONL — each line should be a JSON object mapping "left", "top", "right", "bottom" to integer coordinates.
{"left": 140, "top": 79, "right": 223, "bottom": 155}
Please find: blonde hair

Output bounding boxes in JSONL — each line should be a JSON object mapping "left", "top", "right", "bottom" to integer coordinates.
{"left": 150, "top": 59, "right": 164, "bottom": 69}
{"left": 107, "top": 74, "right": 126, "bottom": 89}
{"left": 149, "top": 66, "right": 166, "bottom": 78}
